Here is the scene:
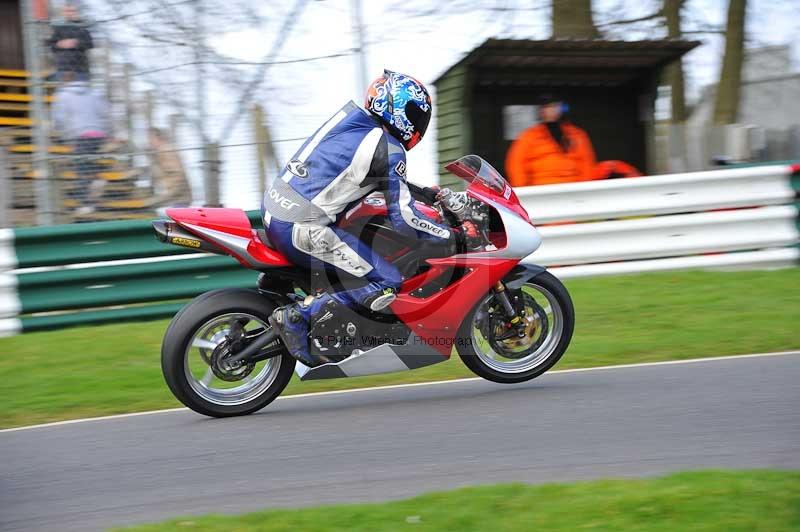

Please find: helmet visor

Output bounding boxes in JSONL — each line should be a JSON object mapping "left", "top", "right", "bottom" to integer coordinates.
{"left": 405, "top": 101, "right": 431, "bottom": 140}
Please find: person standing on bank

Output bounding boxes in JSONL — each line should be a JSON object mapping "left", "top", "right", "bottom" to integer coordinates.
{"left": 148, "top": 127, "right": 193, "bottom": 209}
{"left": 48, "top": 2, "right": 94, "bottom": 81}
{"left": 52, "top": 71, "right": 110, "bottom": 215}
{"left": 505, "top": 93, "right": 596, "bottom": 186}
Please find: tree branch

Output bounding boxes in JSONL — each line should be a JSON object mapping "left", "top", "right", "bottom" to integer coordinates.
{"left": 681, "top": 29, "right": 726, "bottom": 35}
{"left": 596, "top": 9, "right": 664, "bottom": 27}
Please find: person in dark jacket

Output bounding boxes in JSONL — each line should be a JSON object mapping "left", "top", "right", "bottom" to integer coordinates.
{"left": 47, "top": 3, "right": 93, "bottom": 81}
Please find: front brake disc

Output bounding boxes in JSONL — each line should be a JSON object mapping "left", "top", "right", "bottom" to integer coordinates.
{"left": 487, "top": 293, "right": 548, "bottom": 359}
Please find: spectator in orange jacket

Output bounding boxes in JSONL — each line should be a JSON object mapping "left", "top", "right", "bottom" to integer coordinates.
{"left": 505, "top": 94, "right": 596, "bottom": 187}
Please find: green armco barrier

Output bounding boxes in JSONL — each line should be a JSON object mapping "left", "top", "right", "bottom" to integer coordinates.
{"left": 17, "top": 255, "right": 257, "bottom": 313}
{"left": 14, "top": 219, "right": 190, "bottom": 268}
{"left": 12, "top": 210, "right": 262, "bottom": 268}
{"left": 793, "top": 168, "right": 800, "bottom": 236}
{"left": 726, "top": 159, "right": 800, "bottom": 169}
{"left": 0, "top": 209, "right": 268, "bottom": 336}
{"left": 792, "top": 165, "right": 800, "bottom": 195}
{"left": 20, "top": 302, "right": 187, "bottom": 333}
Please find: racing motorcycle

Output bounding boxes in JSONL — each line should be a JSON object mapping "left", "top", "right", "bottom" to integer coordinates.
{"left": 154, "top": 155, "right": 574, "bottom": 418}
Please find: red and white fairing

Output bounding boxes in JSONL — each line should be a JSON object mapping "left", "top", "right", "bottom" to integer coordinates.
{"left": 166, "top": 155, "right": 544, "bottom": 374}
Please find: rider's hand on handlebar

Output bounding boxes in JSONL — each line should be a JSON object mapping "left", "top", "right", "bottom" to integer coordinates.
{"left": 461, "top": 220, "right": 480, "bottom": 239}
{"left": 423, "top": 185, "right": 441, "bottom": 203}
{"left": 458, "top": 220, "right": 483, "bottom": 251}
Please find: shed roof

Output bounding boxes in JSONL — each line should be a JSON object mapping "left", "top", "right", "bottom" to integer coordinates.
{"left": 433, "top": 38, "right": 700, "bottom": 86}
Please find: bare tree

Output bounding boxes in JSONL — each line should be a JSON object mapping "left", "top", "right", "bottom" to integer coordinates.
{"left": 713, "top": 0, "right": 747, "bottom": 125}
{"left": 552, "top": 0, "right": 600, "bottom": 39}
{"left": 664, "top": 0, "right": 687, "bottom": 123}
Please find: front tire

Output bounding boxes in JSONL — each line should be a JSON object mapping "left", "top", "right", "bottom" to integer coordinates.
{"left": 456, "top": 271, "right": 574, "bottom": 384}
{"left": 161, "top": 288, "right": 295, "bottom": 417}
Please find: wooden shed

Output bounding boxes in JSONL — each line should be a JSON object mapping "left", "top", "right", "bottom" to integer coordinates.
{"left": 0, "top": 0, "right": 25, "bottom": 69}
{"left": 433, "top": 38, "right": 699, "bottom": 187}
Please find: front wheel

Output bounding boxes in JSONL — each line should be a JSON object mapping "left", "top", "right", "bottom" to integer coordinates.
{"left": 161, "top": 288, "right": 295, "bottom": 417}
{"left": 456, "top": 271, "right": 574, "bottom": 384}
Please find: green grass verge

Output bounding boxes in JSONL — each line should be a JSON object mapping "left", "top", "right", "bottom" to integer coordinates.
{"left": 114, "top": 470, "right": 800, "bottom": 531}
{"left": 1, "top": 269, "right": 798, "bottom": 429}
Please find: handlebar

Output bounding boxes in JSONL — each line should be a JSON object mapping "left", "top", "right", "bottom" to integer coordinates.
{"left": 406, "top": 182, "right": 490, "bottom": 251}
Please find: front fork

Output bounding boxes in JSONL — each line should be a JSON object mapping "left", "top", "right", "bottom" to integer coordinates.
{"left": 486, "top": 263, "right": 550, "bottom": 339}
{"left": 491, "top": 281, "right": 527, "bottom": 338}
{"left": 492, "top": 282, "right": 517, "bottom": 319}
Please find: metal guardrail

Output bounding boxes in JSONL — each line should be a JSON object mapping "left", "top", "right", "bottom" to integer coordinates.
{"left": 516, "top": 164, "right": 798, "bottom": 223}
{"left": 523, "top": 163, "right": 800, "bottom": 278}
{"left": 536, "top": 205, "right": 799, "bottom": 266}
{"left": 1, "top": 163, "right": 798, "bottom": 336}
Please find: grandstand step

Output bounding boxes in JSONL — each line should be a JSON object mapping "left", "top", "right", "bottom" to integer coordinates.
{"left": 96, "top": 186, "right": 141, "bottom": 195}
{"left": 10, "top": 205, "right": 154, "bottom": 225}
{"left": 0, "top": 79, "right": 30, "bottom": 88}
{"left": 0, "top": 70, "right": 29, "bottom": 78}
{"left": 63, "top": 198, "right": 153, "bottom": 210}
{"left": 10, "top": 144, "right": 72, "bottom": 154}
{"left": 74, "top": 211, "right": 156, "bottom": 219}
{"left": 64, "top": 170, "right": 133, "bottom": 181}
{"left": 10, "top": 209, "right": 37, "bottom": 226}
{"left": 22, "top": 170, "right": 133, "bottom": 181}
{"left": 0, "top": 102, "right": 30, "bottom": 111}
{"left": 0, "top": 128, "right": 33, "bottom": 137}
{"left": 0, "top": 69, "right": 53, "bottom": 79}
{"left": 0, "top": 93, "right": 53, "bottom": 103}
{"left": 73, "top": 210, "right": 155, "bottom": 221}
{"left": 105, "top": 199, "right": 153, "bottom": 209}
{"left": 0, "top": 116, "right": 32, "bottom": 126}
{"left": 9, "top": 208, "right": 152, "bottom": 225}
{"left": 11, "top": 190, "right": 34, "bottom": 197}
{"left": 44, "top": 158, "right": 121, "bottom": 166}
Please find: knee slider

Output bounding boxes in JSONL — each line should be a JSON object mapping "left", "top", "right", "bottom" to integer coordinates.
{"left": 366, "top": 287, "right": 397, "bottom": 311}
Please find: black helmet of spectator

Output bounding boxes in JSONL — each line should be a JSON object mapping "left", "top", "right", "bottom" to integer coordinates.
{"left": 536, "top": 92, "right": 569, "bottom": 122}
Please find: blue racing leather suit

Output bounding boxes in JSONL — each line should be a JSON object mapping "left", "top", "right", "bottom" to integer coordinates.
{"left": 262, "top": 102, "right": 452, "bottom": 364}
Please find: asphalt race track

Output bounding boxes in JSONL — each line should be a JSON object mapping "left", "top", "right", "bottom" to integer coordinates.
{"left": 2, "top": 352, "right": 799, "bottom": 531}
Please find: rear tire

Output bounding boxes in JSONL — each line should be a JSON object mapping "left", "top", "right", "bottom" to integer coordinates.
{"left": 456, "top": 271, "right": 574, "bottom": 384}
{"left": 161, "top": 288, "right": 295, "bottom": 417}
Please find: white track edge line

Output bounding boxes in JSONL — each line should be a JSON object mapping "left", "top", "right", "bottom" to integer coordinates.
{"left": 2, "top": 350, "right": 798, "bottom": 434}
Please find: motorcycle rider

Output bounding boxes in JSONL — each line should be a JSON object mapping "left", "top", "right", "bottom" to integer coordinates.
{"left": 263, "top": 70, "right": 478, "bottom": 368}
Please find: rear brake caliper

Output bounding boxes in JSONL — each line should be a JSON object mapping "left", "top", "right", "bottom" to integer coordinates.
{"left": 212, "top": 318, "right": 255, "bottom": 381}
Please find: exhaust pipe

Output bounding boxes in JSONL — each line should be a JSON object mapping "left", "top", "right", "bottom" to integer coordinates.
{"left": 152, "top": 220, "right": 224, "bottom": 254}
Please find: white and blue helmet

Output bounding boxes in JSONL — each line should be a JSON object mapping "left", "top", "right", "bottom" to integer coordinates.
{"left": 365, "top": 70, "right": 432, "bottom": 150}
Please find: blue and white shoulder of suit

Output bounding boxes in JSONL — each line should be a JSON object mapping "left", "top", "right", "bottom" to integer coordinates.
{"left": 263, "top": 101, "right": 451, "bottom": 241}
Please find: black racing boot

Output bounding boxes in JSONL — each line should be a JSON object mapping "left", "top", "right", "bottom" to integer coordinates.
{"left": 268, "top": 298, "right": 332, "bottom": 368}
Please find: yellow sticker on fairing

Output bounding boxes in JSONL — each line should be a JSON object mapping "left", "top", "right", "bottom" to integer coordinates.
{"left": 171, "top": 236, "right": 202, "bottom": 248}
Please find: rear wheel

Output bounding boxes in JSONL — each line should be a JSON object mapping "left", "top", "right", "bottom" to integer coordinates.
{"left": 456, "top": 271, "right": 574, "bottom": 384}
{"left": 161, "top": 289, "right": 295, "bottom": 417}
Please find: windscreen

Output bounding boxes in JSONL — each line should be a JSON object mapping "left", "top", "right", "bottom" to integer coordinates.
{"left": 444, "top": 155, "right": 508, "bottom": 194}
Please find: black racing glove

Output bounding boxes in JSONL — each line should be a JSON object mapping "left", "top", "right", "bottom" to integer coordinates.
{"left": 451, "top": 221, "right": 482, "bottom": 252}
{"left": 406, "top": 182, "right": 440, "bottom": 204}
